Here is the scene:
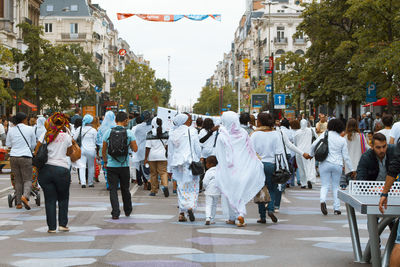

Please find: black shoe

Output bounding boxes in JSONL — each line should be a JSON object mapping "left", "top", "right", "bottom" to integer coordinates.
{"left": 286, "top": 184, "right": 290, "bottom": 188}
{"left": 301, "top": 186, "right": 307, "bottom": 189}
{"left": 257, "top": 219, "right": 267, "bottom": 224}
{"left": 112, "top": 216, "right": 119, "bottom": 220}
{"left": 307, "top": 181, "right": 312, "bottom": 189}
{"left": 125, "top": 212, "right": 131, "bottom": 217}
{"left": 149, "top": 193, "right": 156, "bottom": 196}
{"left": 268, "top": 211, "right": 278, "bottom": 223}
{"left": 81, "top": 185, "right": 86, "bottom": 188}
{"left": 162, "top": 187, "right": 169, "bottom": 198}
{"left": 334, "top": 210, "right": 341, "bottom": 215}
{"left": 321, "top": 202, "right": 328, "bottom": 215}
{"left": 89, "top": 185, "right": 94, "bottom": 188}
{"left": 188, "top": 209, "right": 195, "bottom": 222}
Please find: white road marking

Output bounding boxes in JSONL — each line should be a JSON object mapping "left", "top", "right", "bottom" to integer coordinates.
{"left": 0, "top": 186, "right": 12, "bottom": 194}
{"left": 130, "top": 184, "right": 139, "bottom": 197}
{"left": 281, "top": 195, "right": 291, "bottom": 204}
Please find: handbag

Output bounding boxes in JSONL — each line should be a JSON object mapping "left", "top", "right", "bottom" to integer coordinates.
{"left": 272, "top": 154, "right": 291, "bottom": 184}
{"left": 67, "top": 139, "right": 81, "bottom": 162}
{"left": 32, "top": 141, "right": 48, "bottom": 170}
{"left": 188, "top": 129, "right": 205, "bottom": 176}
{"left": 314, "top": 131, "right": 329, "bottom": 162}
{"left": 279, "top": 130, "right": 293, "bottom": 173}
{"left": 254, "top": 186, "right": 271, "bottom": 204}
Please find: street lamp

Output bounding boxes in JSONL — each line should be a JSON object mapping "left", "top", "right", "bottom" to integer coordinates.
{"left": 235, "top": 76, "right": 241, "bottom": 113}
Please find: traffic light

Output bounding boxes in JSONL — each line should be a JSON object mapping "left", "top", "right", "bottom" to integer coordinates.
{"left": 264, "top": 56, "right": 274, "bottom": 75}
{"left": 18, "top": 101, "right": 22, "bottom": 106}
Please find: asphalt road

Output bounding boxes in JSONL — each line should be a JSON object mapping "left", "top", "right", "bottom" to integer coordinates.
{"left": 0, "top": 169, "right": 378, "bottom": 266}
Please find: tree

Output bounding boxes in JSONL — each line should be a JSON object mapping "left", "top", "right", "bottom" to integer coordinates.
{"left": 155, "top": 78, "right": 172, "bottom": 107}
{"left": 193, "top": 84, "right": 237, "bottom": 115}
{"left": 113, "top": 60, "right": 160, "bottom": 111}
{"left": 0, "top": 45, "right": 14, "bottom": 103}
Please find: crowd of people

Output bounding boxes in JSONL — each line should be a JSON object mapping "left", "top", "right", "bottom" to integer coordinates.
{"left": 5, "top": 107, "right": 400, "bottom": 263}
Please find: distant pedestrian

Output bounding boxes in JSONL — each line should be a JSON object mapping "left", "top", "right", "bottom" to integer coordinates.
{"left": 195, "top": 117, "right": 203, "bottom": 134}
{"left": 239, "top": 112, "right": 254, "bottom": 135}
{"left": 144, "top": 117, "right": 169, "bottom": 197}
{"left": 168, "top": 113, "right": 201, "bottom": 222}
{"left": 203, "top": 156, "right": 219, "bottom": 225}
{"left": 70, "top": 108, "right": 82, "bottom": 126}
{"left": 316, "top": 114, "right": 328, "bottom": 136}
{"left": 378, "top": 114, "right": 393, "bottom": 143}
{"left": 37, "top": 113, "right": 74, "bottom": 233}
{"left": 6, "top": 112, "right": 36, "bottom": 210}
{"left": 373, "top": 113, "right": 382, "bottom": 131}
{"left": 102, "top": 111, "right": 138, "bottom": 220}
{"left": 34, "top": 117, "right": 46, "bottom": 142}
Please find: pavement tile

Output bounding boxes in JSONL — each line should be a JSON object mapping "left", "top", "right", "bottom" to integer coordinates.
{"left": 0, "top": 230, "right": 24, "bottom": 236}
{"left": 267, "top": 224, "right": 334, "bottom": 231}
{"left": 14, "top": 249, "right": 111, "bottom": 258}
{"left": 197, "top": 228, "right": 262, "bottom": 235}
{"left": 187, "top": 237, "right": 256, "bottom": 246}
{"left": 19, "top": 236, "right": 95, "bottom": 243}
{"left": 175, "top": 253, "right": 269, "bottom": 263}
{"left": 34, "top": 226, "right": 101, "bottom": 233}
{"left": 108, "top": 260, "right": 202, "bottom": 267}
{"left": 105, "top": 218, "right": 165, "bottom": 224}
{"left": 81, "top": 229, "right": 155, "bottom": 236}
{"left": 121, "top": 245, "right": 204, "bottom": 255}
{"left": 11, "top": 258, "right": 97, "bottom": 267}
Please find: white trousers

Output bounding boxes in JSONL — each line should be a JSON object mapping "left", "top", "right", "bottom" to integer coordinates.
{"left": 205, "top": 195, "right": 219, "bottom": 221}
{"left": 79, "top": 150, "right": 96, "bottom": 186}
{"left": 296, "top": 154, "right": 316, "bottom": 187}
{"left": 319, "top": 161, "right": 342, "bottom": 210}
{"left": 222, "top": 195, "right": 238, "bottom": 221}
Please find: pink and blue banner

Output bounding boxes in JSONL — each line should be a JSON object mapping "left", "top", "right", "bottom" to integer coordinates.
{"left": 117, "top": 13, "right": 221, "bottom": 22}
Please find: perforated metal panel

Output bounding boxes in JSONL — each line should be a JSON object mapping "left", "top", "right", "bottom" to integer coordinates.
{"left": 349, "top": 181, "right": 400, "bottom": 197}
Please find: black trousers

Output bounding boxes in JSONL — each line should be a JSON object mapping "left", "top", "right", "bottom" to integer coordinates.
{"left": 38, "top": 164, "right": 71, "bottom": 230}
{"left": 107, "top": 167, "right": 132, "bottom": 217}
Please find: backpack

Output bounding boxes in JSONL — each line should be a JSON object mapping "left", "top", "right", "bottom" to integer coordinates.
{"left": 314, "top": 131, "right": 329, "bottom": 162}
{"left": 108, "top": 127, "right": 128, "bottom": 162}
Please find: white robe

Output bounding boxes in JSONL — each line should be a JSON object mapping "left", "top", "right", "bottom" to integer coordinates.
{"left": 215, "top": 111, "right": 264, "bottom": 217}
{"left": 294, "top": 120, "right": 316, "bottom": 185}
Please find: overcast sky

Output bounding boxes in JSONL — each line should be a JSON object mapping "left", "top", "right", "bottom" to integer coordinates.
{"left": 94, "top": 0, "right": 245, "bottom": 108}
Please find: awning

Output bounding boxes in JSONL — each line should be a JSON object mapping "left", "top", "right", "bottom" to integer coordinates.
{"left": 363, "top": 97, "right": 400, "bottom": 107}
{"left": 22, "top": 99, "right": 37, "bottom": 109}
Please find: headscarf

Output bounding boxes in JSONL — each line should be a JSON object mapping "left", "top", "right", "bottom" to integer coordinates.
{"left": 300, "top": 119, "right": 308, "bottom": 130}
{"left": 173, "top": 114, "right": 188, "bottom": 127}
{"left": 151, "top": 117, "right": 166, "bottom": 136}
{"left": 170, "top": 114, "right": 189, "bottom": 147}
{"left": 82, "top": 114, "right": 93, "bottom": 127}
{"left": 44, "top": 112, "right": 69, "bottom": 144}
{"left": 97, "top": 111, "right": 116, "bottom": 146}
{"left": 35, "top": 117, "right": 46, "bottom": 139}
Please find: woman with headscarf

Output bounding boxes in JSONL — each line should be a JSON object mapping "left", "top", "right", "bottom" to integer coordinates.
{"left": 217, "top": 111, "right": 265, "bottom": 227}
{"left": 144, "top": 117, "right": 169, "bottom": 197}
{"left": 34, "top": 117, "right": 46, "bottom": 141}
{"left": 37, "top": 113, "right": 74, "bottom": 233}
{"left": 73, "top": 114, "right": 97, "bottom": 188}
{"left": 168, "top": 113, "right": 201, "bottom": 222}
{"left": 294, "top": 119, "right": 317, "bottom": 189}
{"left": 96, "top": 111, "right": 116, "bottom": 189}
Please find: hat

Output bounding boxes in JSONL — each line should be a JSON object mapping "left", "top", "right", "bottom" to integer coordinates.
{"left": 15, "top": 112, "right": 27, "bottom": 124}
{"left": 366, "top": 112, "right": 371, "bottom": 116}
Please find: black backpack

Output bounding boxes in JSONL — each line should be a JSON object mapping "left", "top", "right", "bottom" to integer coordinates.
{"left": 314, "top": 131, "right": 329, "bottom": 162}
{"left": 108, "top": 127, "right": 128, "bottom": 162}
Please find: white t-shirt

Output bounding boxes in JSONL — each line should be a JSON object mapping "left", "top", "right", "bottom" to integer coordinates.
{"left": 198, "top": 129, "right": 217, "bottom": 159}
{"left": 40, "top": 132, "right": 72, "bottom": 169}
{"left": 390, "top": 122, "right": 400, "bottom": 144}
{"left": 250, "top": 131, "right": 284, "bottom": 163}
{"left": 145, "top": 139, "right": 167, "bottom": 161}
{"left": 73, "top": 126, "right": 97, "bottom": 152}
{"left": 0, "top": 124, "right": 5, "bottom": 135}
{"left": 378, "top": 128, "right": 391, "bottom": 143}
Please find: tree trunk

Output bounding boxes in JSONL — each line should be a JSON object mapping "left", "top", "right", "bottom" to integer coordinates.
{"left": 351, "top": 100, "right": 357, "bottom": 119}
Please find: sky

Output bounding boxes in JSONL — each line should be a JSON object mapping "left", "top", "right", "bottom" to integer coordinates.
{"left": 94, "top": 0, "right": 246, "bottom": 109}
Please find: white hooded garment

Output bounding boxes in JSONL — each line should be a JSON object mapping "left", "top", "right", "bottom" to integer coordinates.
{"left": 294, "top": 119, "right": 316, "bottom": 185}
{"left": 215, "top": 111, "right": 265, "bottom": 216}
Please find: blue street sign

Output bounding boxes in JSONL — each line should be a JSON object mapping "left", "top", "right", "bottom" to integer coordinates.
{"left": 274, "top": 94, "right": 286, "bottom": 109}
{"left": 94, "top": 86, "right": 102, "bottom": 93}
{"left": 152, "top": 108, "right": 155, "bottom": 112}
{"left": 227, "top": 104, "right": 231, "bottom": 109}
{"left": 206, "top": 112, "right": 210, "bottom": 116}
{"left": 221, "top": 108, "right": 228, "bottom": 111}
{"left": 366, "top": 82, "right": 377, "bottom": 102}
{"left": 265, "top": 84, "right": 272, "bottom": 92}
{"left": 129, "top": 101, "right": 134, "bottom": 106}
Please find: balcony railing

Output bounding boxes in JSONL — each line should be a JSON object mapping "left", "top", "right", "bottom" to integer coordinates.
{"left": 61, "top": 33, "right": 87, "bottom": 40}
{"left": 294, "top": 38, "right": 306, "bottom": 44}
{"left": 274, "top": 37, "right": 288, "bottom": 44}
{"left": 0, "top": 19, "right": 13, "bottom": 33}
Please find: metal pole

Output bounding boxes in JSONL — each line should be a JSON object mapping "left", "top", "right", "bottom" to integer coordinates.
{"left": 268, "top": 2, "right": 271, "bottom": 57}
{"left": 238, "top": 79, "right": 241, "bottom": 113}
{"left": 16, "top": 92, "right": 19, "bottom": 113}
{"left": 271, "top": 52, "right": 274, "bottom": 113}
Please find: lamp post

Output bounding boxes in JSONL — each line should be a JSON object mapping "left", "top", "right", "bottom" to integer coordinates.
{"left": 236, "top": 76, "right": 241, "bottom": 113}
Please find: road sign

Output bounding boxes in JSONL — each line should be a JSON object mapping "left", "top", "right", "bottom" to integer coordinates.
{"left": 243, "top": 58, "right": 250, "bottom": 79}
{"left": 94, "top": 85, "right": 102, "bottom": 93}
{"left": 274, "top": 94, "right": 286, "bottom": 109}
{"left": 221, "top": 108, "right": 228, "bottom": 111}
{"left": 251, "top": 94, "right": 268, "bottom": 108}
{"left": 129, "top": 101, "right": 134, "bottom": 106}
{"left": 265, "top": 84, "right": 271, "bottom": 92}
{"left": 10, "top": 78, "right": 24, "bottom": 92}
{"left": 366, "top": 82, "right": 377, "bottom": 102}
{"left": 205, "top": 112, "right": 210, "bottom": 116}
{"left": 227, "top": 104, "right": 231, "bottom": 109}
{"left": 119, "top": 49, "right": 127, "bottom": 56}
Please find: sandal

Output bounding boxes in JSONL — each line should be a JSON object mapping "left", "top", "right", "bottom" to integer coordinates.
{"left": 178, "top": 213, "right": 187, "bottom": 222}
{"left": 225, "top": 220, "right": 235, "bottom": 225}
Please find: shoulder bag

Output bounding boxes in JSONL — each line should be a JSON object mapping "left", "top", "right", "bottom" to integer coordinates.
{"left": 188, "top": 129, "right": 205, "bottom": 176}
{"left": 17, "top": 126, "right": 48, "bottom": 169}
{"left": 272, "top": 131, "right": 291, "bottom": 184}
{"left": 279, "top": 130, "right": 293, "bottom": 173}
{"left": 314, "top": 131, "right": 329, "bottom": 162}
{"left": 360, "top": 133, "right": 367, "bottom": 154}
{"left": 67, "top": 139, "right": 81, "bottom": 162}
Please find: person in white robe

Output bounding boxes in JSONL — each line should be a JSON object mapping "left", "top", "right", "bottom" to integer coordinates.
{"left": 168, "top": 113, "right": 202, "bottom": 222}
{"left": 215, "top": 111, "right": 265, "bottom": 227}
{"left": 294, "top": 119, "right": 317, "bottom": 189}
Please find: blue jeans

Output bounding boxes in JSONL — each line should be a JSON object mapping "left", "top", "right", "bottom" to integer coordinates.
{"left": 258, "top": 162, "right": 276, "bottom": 219}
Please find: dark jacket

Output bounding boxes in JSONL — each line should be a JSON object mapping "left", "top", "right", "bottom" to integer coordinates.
{"left": 356, "top": 145, "right": 398, "bottom": 181}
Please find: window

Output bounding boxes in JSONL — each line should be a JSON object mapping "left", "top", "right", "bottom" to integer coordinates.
{"left": 45, "top": 23, "right": 52, "bottom": 33}
{"left": 277, "top": 26, "right": 285, "bottom": 41}
{"left": 70, "top": 23, "right": 78, "bottom": 34}
{"left": 70, "top": 5, "right": 78, "bottom": 11}
{"left": 0, "top": 0, "right": 4, "bottom": 18}
{"left": 46, "top": 5, "right": 53, "bottom": 12}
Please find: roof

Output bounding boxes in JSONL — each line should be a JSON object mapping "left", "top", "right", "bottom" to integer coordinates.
{"left": 40, "top": 0, "right": 91, "bottom": 17}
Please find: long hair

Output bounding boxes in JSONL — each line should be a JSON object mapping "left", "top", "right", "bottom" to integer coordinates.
{"left": 156, "top": 118, "right": 163, "bottom": 138}
{"left": 345, "top": 118, "right": 360, "bottom": 141}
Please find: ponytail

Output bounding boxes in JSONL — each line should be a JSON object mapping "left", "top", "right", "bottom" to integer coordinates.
{"left": 156, "top": 118, "right": 163, "bottom": 138}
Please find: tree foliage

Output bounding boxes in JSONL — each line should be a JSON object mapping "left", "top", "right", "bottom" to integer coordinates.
{"left": 155, "top": 78, "right": 172, "bottom": 107}
{"left": 0, "top": 45, "right": 14, "bottom": 103}
{"left": 112, "top": 60, "right": 160, "bottom": 111}
{"left": 193, "top": 84, "right": 237, "bottom": 115}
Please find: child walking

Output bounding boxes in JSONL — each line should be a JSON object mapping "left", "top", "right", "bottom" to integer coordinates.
{"left": 203, "top": 156, "right": 220, "bottom": 225}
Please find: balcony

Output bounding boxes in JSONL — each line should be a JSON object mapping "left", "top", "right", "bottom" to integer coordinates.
{"left": 274, "top": 37, "right": 288, "bottom": 44}
{"left": 61, "top": 33, "right": 87, "bottom": 41}
{"left": 0, "top": 19, "right": 13, "bottom": 33}
{"left": 294, "top": 38, "right": 306, "bottom": 45}
{"left": 108, "top": 45, "right": 118, "bottom": 52}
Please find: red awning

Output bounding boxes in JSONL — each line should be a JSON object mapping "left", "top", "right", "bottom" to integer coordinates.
{"left": 22, "top": 99, "right": 37, "bottom": 109}
{"left": 363, "top": 97, "right": 400, "bottom": 107}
